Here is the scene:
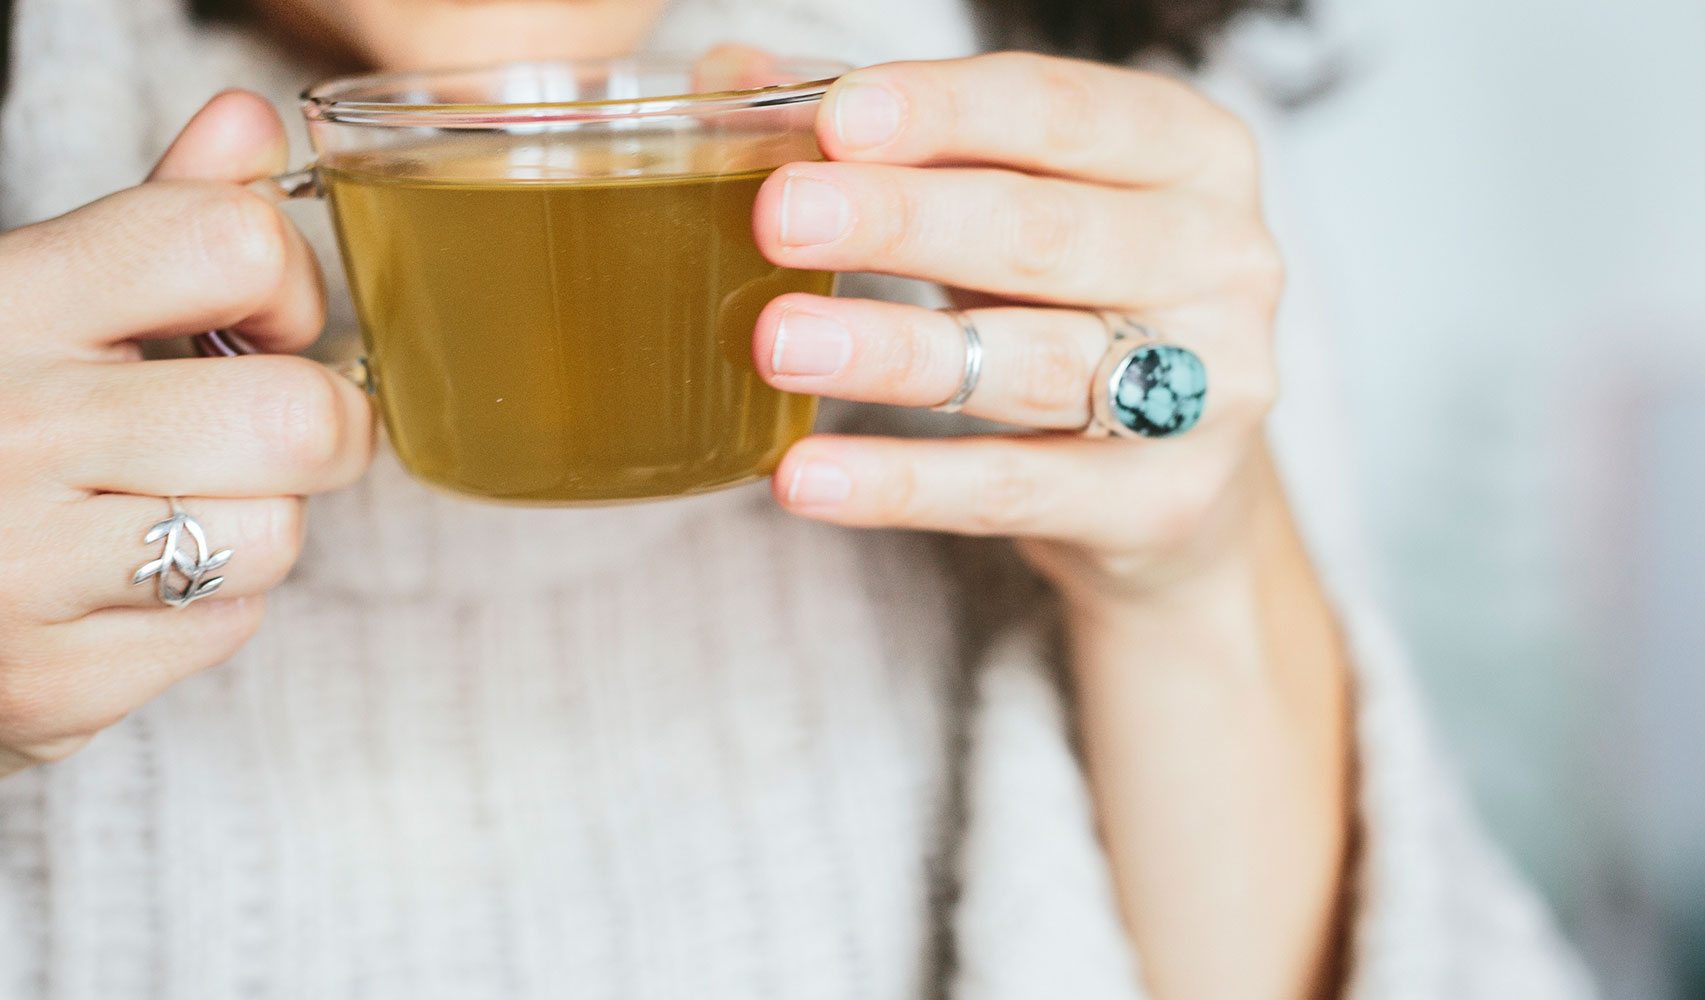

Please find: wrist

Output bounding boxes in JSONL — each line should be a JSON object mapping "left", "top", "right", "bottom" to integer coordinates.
{"left": 1057, "top": 446, "right": 1285, "bottom": 636}
{"left": 1060, "top": 448, "right": 1351, "bottom": 714}
{"left": 1059, "top": 452, "right": 1356, "bottom": 1000}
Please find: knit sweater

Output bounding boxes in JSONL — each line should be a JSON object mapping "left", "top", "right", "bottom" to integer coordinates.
{"left": 0, "top": 0, "right": 1596, "bottom": 997}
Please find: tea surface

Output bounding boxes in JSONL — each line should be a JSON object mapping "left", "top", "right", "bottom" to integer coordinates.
{"left": 323, "top": 144, "right": 830, "bottom": 503}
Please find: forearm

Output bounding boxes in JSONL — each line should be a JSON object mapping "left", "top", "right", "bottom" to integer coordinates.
{"left": 1064, "top": 450, "right": 1353, "bottom": 1000}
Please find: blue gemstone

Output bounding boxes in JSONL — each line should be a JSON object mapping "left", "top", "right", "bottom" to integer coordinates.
{"left": 1109, "top": 345, "right": 1207, "bottom": 437}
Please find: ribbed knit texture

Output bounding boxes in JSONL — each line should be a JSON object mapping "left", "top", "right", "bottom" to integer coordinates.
{"left": 0, "top": 0, "right": 1596, "bottom": 996}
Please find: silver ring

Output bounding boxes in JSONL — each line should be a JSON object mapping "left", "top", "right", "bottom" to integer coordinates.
{"left": 1084, "top": 314, "right": 1208, "bottom": 439}
{"left": 131, "top": 498, "right": 233, "bottom": 610}
{"left": 931, "top": 309, "right": 985, "bottom": 414}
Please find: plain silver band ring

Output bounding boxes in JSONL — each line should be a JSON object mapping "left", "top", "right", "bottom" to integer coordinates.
{"left": 131, "top": 498, "right": 234, "bottom": 610}
{"left": 931, "top": 310, "right": 985, "bottom": 414}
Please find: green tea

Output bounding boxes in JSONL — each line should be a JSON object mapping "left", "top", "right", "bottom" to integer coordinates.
{"left": 321, "top": 143, "right": 831, "bottom": 504}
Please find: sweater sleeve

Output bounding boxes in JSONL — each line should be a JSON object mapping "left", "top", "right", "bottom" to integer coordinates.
{"left": 949, "top": 604, "right": 1596, "bottom": 1000}
{"left": 1336, "top": 600, "right": 1599, "bottom": 999}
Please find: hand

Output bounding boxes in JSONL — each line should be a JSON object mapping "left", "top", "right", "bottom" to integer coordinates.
{"left": 0, "top": 92, "right": 373, "bottom": 776}
{"left": 752, "top": 52, "right": 1284, "bottom": 607}
{"left": 754, "top": 58, "right": 1346, "bottom": 998}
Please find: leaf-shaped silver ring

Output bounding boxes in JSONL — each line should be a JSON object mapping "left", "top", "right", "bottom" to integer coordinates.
{"left": 131, "top": 498, "right": 234, "bottom": 610}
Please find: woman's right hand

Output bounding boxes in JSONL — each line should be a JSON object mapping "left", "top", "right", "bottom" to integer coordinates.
{"left": 0, "top": 92, "right": 374, "bottom": 777}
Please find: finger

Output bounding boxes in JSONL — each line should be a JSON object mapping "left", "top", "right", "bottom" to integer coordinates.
{"left": 48, "top": 355, "right": 374, "bottom": 497}
{"left": 755, "top": 163, "right": 1267, "bottom": 309}
{"left": 0, "top": 597, "right": 264, "bottom": 752}
{"left": 147, "top": 90, "right": 325, "bottom": 351}
{"left": 819, "top": 52, "right": 1259, "bottom": 198}
{"left": 0, "top": 90, "right": 323, "bottom": 358}
{"left": 773, "top": 421, "right": 1271, "bottom": 548}
{"left": 0, "top": 180, "right": 327, "bottom": 359}
{"left": 772, "top": 433, "right": 1160, "bottom": 546}
{"left": 148, "top": 89, "right": 290, "bottom": 184}
{"left": 755, "top": 296, "right": 1107, "bottom": 428}
{"left": 7, "top": 495, "right": 305, "bottom": 624}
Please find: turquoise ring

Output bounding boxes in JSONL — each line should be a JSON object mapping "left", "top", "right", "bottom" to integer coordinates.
{"left": 1085, "top": 315, "right": 1208, "bottom": 439}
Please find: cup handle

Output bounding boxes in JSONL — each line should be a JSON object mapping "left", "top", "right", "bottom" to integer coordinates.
{"left": 190, "top": 167, "right": 371, "bottom": 391}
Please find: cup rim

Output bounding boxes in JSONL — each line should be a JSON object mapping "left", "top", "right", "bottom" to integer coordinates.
{"left": 302, "top": 54, "right": 849, "bottom": 128}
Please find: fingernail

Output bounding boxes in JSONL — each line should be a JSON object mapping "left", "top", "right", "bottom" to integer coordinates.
{"left": 786, "top": 461, "right": 853, "bottom": 507}
{"left": 832, "top": 83, "right": 903, "bottom": 149}
{"left": 780, "top": 175, "right": 852, "bottom": 247}
{"left": 771, "top": 311, "right": 852, "bottom": 377}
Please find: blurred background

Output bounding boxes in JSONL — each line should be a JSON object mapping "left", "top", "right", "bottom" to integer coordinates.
{"left": 1247, "top": 0, "right": 1705, "bottom": 995}
{"left": 2, "top": 0, "right": 1698, "bottom": 993}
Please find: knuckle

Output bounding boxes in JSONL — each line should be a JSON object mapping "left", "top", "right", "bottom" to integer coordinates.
{"left": 1195, "top": 205, "right": 1284, "bottom": 298}
{"left": 872, "top": 181, "right": 923, "bottom": 262}
{"left": 1238, "top": 228, "right": 1287, "bottom": 295}
{"left": 274, "top": 498, "right": 310, "bottom": 556}
{"left": 1148, "top": 475, "right": 1223, "bottom": 550}
{"left": 1015, "top": 330, "right": 1090, "bottom": 415}
{"left": 977, "top": 50, "right": 1050, "bottom": 79}
{"left": 246, "top": 498, "right": 308, "bottom": 580}
{"left": 223, "top": 596, "right": 270, "bottom": 647}
{"left": 1036, "top": 67, "right": 1100, "bottom": 161}
{"left": 922, "top": 67, "right": 965, "bottom": 150}
{"left": 1223, "top": 112, "right": 1261, "bottom": 163}
{"left": 0, "top": 377, "right": 54, "bottom": 466}
{"left": 213, "top": 594, "right": 266, "bottom": 641}
{"left": 189, "top": 185, "right": 289, "bottom": 301}
{"left": 1249, "top": 369, "right": 1280, "bottom": 420}
{"left": 1005, "top": 183, "right": 1081, "bottom": 283}
{"left": 870, "top": 461, "right": 919, "bottom": 523}
{"left": 183, "top": 598, "right": 269, "bottom": 671}
{"left": 969, "top": 458, "right": 1041, "bottom": 535}
{"left": 1233, "top": 357, "right": 1280, "bottom": 425}
{"left": 1208, "top": 109, "right": 1262, "bottom": 181}
{"left": 246, "top": 357, "right": 345, "bottom": 473}
{"left": 880, "top": 312, "right": 939, "bottom": 396}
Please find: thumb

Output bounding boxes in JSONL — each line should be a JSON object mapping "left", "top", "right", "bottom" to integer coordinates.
{"left": 149, "top": 89, "right": 290, "bottom": 184}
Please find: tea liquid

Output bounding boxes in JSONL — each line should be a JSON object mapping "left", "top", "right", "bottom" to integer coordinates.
{"left": 322, "top": 143, "right": 830, "bottom": 503}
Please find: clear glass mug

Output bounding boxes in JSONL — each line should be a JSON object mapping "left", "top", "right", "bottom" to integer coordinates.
{"left": 200, "top": 56, "right": 845, "bottom": 505}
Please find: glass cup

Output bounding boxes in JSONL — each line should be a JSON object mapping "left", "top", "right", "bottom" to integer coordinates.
{"left": 200, "top": 56, "right": 845, "bottom": 505}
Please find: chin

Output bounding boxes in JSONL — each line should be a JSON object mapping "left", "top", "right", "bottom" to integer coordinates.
{"left": 357, "top": 2, "right": 660, "bottom": 71}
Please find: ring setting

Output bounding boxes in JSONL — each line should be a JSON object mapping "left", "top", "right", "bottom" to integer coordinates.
{"left": 131, "top": 499, "right": 232, "bottom": 610}
{"left": 1086, "top": 315, "right": 1208, "bottom": 439}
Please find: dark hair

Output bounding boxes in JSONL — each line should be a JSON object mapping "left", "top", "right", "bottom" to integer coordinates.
{"left": 978, "top": 0, "right": 1304, "bottom": 65}
{"left": 3, "top": 0, "right": 1301, "bottom": 101}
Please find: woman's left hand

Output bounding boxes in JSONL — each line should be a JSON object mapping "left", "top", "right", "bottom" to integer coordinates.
{"left": 757, "top": 54, "right": 1351, "bottom": 999}
{"left": 753, "top": 52, "right": 1283, "bottom": 605}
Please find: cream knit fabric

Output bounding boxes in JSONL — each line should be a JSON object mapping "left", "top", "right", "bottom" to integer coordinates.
{"left": 0, "top": 1, "right": 1596, "bottom": 997}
